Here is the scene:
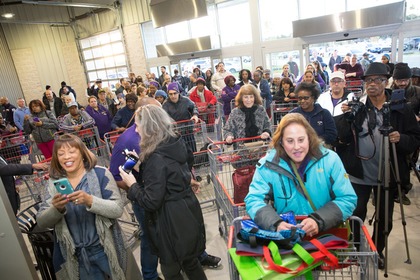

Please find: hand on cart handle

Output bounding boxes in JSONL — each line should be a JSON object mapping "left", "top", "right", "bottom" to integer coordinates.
{"left": 226, "top": 135, "right": 234, "bottom": 144}
{"left": 32, "top": 162, "right": 50, "bottom": 171}
{"left": 261, "top": 132, "right": 270, "bottom": 140}
{"left": 191, "top": 115, "right": 199, "bottom": 123}
{"left": 300, "top": 218, "right": 319, "bottom": 237}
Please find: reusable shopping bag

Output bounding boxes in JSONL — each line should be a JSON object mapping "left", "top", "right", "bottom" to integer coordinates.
{"left": 232, "top": 165, "right": 256, "bottom": 204}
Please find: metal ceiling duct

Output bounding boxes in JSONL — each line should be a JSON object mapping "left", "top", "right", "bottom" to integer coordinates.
{"left": 149, "top": 0, "right": 208, "bottom": 28}
{"left": 156, "top": 36, "right": 212, "bottom": 57}
{"left": 292, "top": 2, "right": 405, "bottom": 38}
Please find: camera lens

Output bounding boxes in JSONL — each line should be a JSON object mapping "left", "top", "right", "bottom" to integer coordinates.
{"left": 60, "top": 185, "right": 66, "bottom": 190}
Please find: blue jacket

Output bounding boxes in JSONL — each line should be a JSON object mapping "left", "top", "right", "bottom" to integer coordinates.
{"left": 111, "top": 106, "right": 135, "bottom": 130}
{"left": 290, "top": 104, "right": 337, "bottom": 145}
{"left": 245, "top": 147, "right": 357, "bottom": 232}
{"left": 13, "top": 106, "right": 31, "bottom": 131}
{"left": 255, "top": 79, "right": 272, "bottom": 109}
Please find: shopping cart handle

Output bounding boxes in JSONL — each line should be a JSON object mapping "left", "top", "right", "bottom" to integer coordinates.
{"left": 211, "top": 136, "right": 266, "bottom": 146}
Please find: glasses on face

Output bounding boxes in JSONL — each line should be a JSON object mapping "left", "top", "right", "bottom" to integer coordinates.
{"left": 395, "top": 79, "right": 410, "bottom": 84}
{"left": 330, "top": 79, "right": 344, "bottom": 84}
{"left": 298, "top": 96, "right": 311, "bottom": 101}
{"left": 364, "top": 78, "right": 386, "bottom": 84}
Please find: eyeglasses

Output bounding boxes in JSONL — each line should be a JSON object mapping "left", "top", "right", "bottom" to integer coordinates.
{"left": 298, "top": 96, "right": 311, "bottom": 101}
{"left": 330, "top": 79, "right": 344, "bottom": 84}
{"left": 364, "top": 78, "right": 387, "bottom": 84}
{"left": 395, "top": 79, "right": 410, "bottom": 84}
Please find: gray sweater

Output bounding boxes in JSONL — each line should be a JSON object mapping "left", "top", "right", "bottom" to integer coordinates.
{"left": 223, "top": 105, "right": 271, "bottom": 149}
{"left": 59, "top": 110, "right": 95, "bottom": 132}
{"left": 23, "top": 110, "right": 59, "bottom": 143}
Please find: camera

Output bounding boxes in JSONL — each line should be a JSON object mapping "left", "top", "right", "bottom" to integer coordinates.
{"left": 344, "top": 96, "right": 362, "bottom": 122}
{"left": 121, "top": 148, "right": 139, "bottom": 173}
{"left": 191, "top": 53, "right": 195, "bottom": 57}
{"left": 59, "top": 185, "right": 66, "bottom": 190}
{"left": 344, "top": 33, "right": 349, "bottom": 37}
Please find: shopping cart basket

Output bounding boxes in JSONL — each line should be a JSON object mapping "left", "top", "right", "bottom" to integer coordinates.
{"left": 173, "top": 119, "right": 208, "bottom": 153}
{"left": 0, "top": 132, "right": 32, "bottom": 165}
{"left": 208, "top": 136, "right": 271, "bottom": 240}
{"left": 346, "top": 79, "right": 364, "bottom": 95}
{"left": 195, "top": 102, "right": 223, "bottom": 142}
{"left": 227, "top": 216, "right": 378, "bottom": 280}
{"left": 271, "top": 100, "right": 299, "bottom": 125}
{"left": 103, "top": 130, "right": 123, "bottom": 157}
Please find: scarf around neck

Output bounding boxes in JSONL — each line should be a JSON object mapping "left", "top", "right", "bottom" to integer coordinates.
{"left": 240, "top": 105, "right": 259, "bottom": 138}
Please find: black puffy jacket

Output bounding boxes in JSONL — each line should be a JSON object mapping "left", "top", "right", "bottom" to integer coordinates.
{"left": 127, "top": 136, "right": 205, "bottom": 264}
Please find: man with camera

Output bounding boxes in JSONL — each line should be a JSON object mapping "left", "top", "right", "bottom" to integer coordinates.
{"left": 338, "top": 62, "right": 420, "bottom": 269}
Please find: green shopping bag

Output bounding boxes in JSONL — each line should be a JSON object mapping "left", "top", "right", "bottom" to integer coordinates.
{"left": 229, "top": 240, "right": 338, "bottom": 280}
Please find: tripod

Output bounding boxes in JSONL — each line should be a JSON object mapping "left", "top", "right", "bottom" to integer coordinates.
{"left": 374, "top": 102, "right": 411, "bottom": 277}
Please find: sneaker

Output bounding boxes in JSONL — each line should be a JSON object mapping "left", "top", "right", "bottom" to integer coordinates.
{"left": 200, "top": 254, "right": 221, "bottom": 268}
{"left": 394, "top": 194, "right": 411, "bottom": 205}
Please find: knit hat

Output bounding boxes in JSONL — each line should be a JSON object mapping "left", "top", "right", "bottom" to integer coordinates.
{"left": 224, "top": 75, "right": 236, "bottom": 85}
{"left": 412, "top": 67, "right": 420, "bottom": 78}
{"left": 393, "top": 63, "right": 411, "bottom": 80}
{"left": 196, "top": 78, "right": 206, "bottom": 85}
{"left": 329, "top": 71, "right": 345, "bottom": 81}
{"left": 46, "top": 85, "right": 51, "bottom": 90}
{"left": 125, "top": 93, "right": 138, "bottom": 103}
{"left": 167, "top": 82, "right": 179, "bottom": 93}
{"left": 61, "top": 81, "right": 66, "bottom": 87}
{"left": 98, "top": 89, "right": 106, "bottom": 93}
{"left": 382, "top": 53, "right": 390, "bottom": 61}
{"left": 273, "top": 73, "right": 282, "bottom": 79}
{"left": 361, "top": 62, "right": 392, "bottom": 79}
{"left": 155, "top": 90, "right": 167, "bottom": 98}
{"left": 149, "top": 81, "right": 159, "bottom": 88}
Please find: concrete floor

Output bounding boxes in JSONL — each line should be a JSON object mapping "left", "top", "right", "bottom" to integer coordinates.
{"left": 20, "top": 170, "right": 420, "bottom": 280}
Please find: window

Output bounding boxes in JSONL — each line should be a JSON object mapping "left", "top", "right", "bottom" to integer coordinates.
{"left": 268, "top": 51, "right": 301, "bottom": 78}
{"left": 217, "top": 0, "right": 252, "bottom": 47}
{"left": 180, "top": 57, "right": 211, "bottom": 76}
{"left": 141, "top": 21, "right": 165, "bottom": 59}
{"left": 223, "top": 56, "right": 252, "bottom": 78}
{"left": 165, "top": 21, "right": 190, "bottom": 43}
{"left": 80, "top": 30, "right": 128, "bottom": 91}
{"left": 402, "top": 36, "right": 420, "bottom": 67}
{"left": 259, "top": 0, "right": 298, "bottom": 41}
{"left": 299, "top": 0, "right": 345, "bottom": 20}
{"left": 406, "top": 0, "right": 420, "bottom": 20}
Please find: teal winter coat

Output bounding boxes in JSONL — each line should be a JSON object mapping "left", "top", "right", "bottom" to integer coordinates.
{"left": 245, "top": 145, "right": 357, "bottom": 232}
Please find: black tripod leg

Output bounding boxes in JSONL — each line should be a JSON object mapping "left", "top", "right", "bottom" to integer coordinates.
{"left": 382, "top": 137, "right": 390, "bottom": 277}
{"left": 374, "top": 135, "right": 384, "bottom": 247}
{"left": 391, "top": 142, "right": 412, "bottom": 265}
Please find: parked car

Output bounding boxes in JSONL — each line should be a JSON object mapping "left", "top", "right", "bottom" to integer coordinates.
{"left": 225, "top": 62, "right": 241, "bottom": 74}
{"left": 381, "top": 44, "right": 408, "bottom": 52}
{"left": 366, "top": 44, "right": 382, "bottom": 54}
{"left": 408, "top": 37, "right": 420, "bottom": 50}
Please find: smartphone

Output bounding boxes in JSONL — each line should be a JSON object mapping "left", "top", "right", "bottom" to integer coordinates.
{"left": 54, "top": 178, "right": 74, "bottom": 198}
{"left": 33, "top": 117, "right": 39, "bottom": 122}
{"left": 391, "top": 89, "right": 405, "bottom": 110}
{"left": 121, "top": 149, "right": 139, "bottom": 173}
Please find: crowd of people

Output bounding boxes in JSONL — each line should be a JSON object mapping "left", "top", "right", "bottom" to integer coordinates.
{"left": 1, "top": 52, "right": 420, "bottom": 279}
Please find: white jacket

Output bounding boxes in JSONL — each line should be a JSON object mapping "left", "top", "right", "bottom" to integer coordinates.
{"left": 211, "top": 70, "right": 232, "bottom": 92}
{"left": 317, "top": 89, "right": 354, "bottom": 117}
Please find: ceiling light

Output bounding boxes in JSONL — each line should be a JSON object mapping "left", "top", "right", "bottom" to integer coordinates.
{"left": 2, "top": 13, "right": 15, "bottom": 19}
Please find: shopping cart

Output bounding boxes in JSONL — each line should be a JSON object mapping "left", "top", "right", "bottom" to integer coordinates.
{"left": 208, "top": 136, "right": 271, "bottom": 240}
{"left": 0, "top": 132, "right": 32, "bottom": 165}
{"left": 117, "top": 189, "right": 141, "bottom": 248}
{"left": 173, "top": 119, "right": 209, "bottom": 153}
{"left": 21, "top": 171, "right": 50, "bottom": 205}
{"left": 271, "top": 100, "right": 299, "bottom": 125}
{"left": 103, "top": 130, "right": 123, "bottom": 157}
{"left": 227, "top": 216, "right": 378, "bottom": 280}
{"left": 195, "top": 102, "right": 223, "bottom": 142}
{"left": 54, "top": 126, "right": 109, "bottom": 167}
{"left": 346, "top": 79, "right": 364, "bottom": 95}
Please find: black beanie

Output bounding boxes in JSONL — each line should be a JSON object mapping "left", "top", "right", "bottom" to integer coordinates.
{"left": 393, "top": 63, "right": 411, "bottom": 80}
{"left": 46, "top": 85, "right": 51, "bottom": 90}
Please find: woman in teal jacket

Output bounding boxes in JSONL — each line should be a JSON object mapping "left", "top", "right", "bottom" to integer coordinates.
{"left": 245, "top": 113, "right": 357, "bottom": 236}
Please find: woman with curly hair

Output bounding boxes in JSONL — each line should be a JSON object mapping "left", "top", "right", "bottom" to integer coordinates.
{"left": 238, "top": 69, "right": 255, "bottom": 87}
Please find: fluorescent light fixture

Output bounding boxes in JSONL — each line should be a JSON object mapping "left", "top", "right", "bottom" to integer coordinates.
{"left": 2, "top": 13, "right": 15, "bottom": 19}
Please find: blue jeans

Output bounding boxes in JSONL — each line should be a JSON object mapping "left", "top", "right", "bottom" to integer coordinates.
{"left": 78, "top": 246, "right": 112, "bottom": 280}
{"left": 132, "top": 203, "right": 159, "bottom": 280}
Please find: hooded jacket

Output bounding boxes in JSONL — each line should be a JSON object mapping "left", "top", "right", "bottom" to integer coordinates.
{"left": 189, "top": 87, "right": 217, "bottom": 105}
{"left": 127, "top": 136, "right": 206, "bottom": 264}
{"left": 290, "top": 103, "right": 337, "bottom": 144}
{"left": 254, "top": 79, "right": 273, "bottom": 109}
{"left": 391, "top": 83, "right": 420, "bottom": 116}
{"left": 23, "top": 110, "right": 59, "bottom": 144}
{"left": 245, "top": 147, "right": 357, "bottom": 232}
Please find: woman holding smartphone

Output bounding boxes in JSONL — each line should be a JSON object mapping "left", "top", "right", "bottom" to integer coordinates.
{"left": 119, "top": 105, "right": 207, "bottom": 280}
{"left": 36, "top": 134, "right": 140, "bottom": 280}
